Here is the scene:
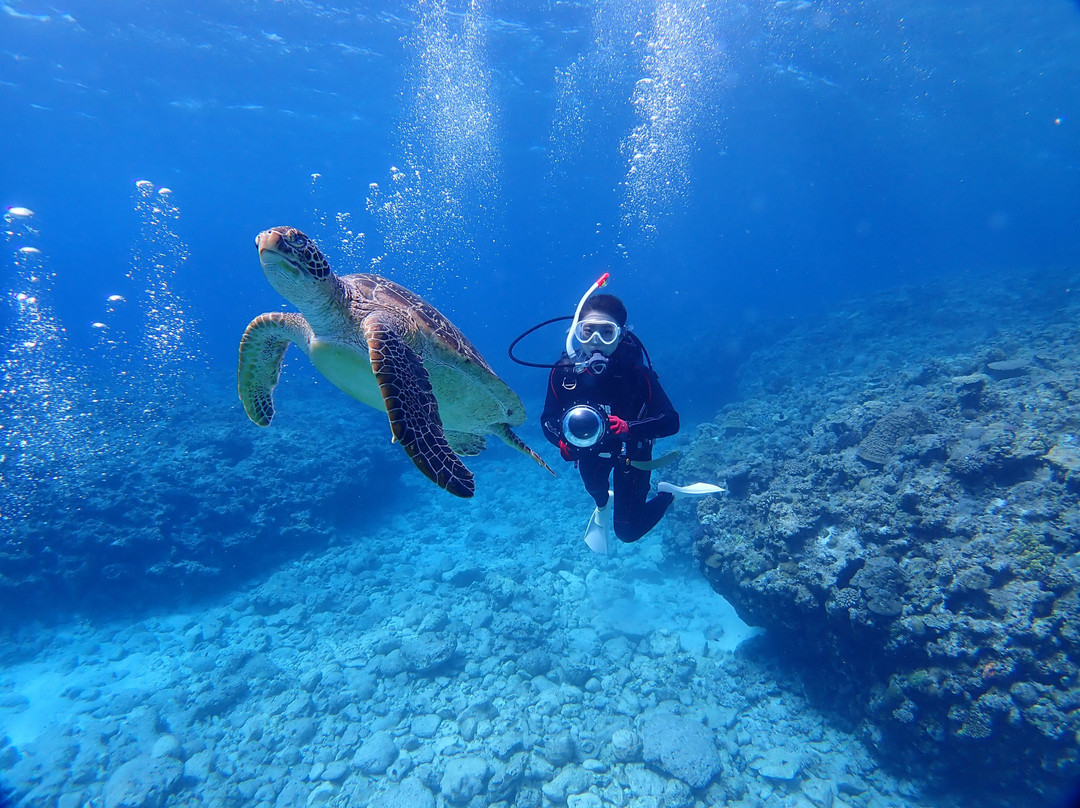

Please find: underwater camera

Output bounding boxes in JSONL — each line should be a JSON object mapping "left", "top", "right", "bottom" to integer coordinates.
{"left": 561, "top": 403, "right": 608, "bottom": 448}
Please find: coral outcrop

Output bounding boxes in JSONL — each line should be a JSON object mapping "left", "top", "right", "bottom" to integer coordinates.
{"left": 678, "top": 272, "right": 1080, "bottom": 800}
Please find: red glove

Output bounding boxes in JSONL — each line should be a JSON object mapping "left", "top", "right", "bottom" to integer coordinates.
{"left": 558, "top": 439, "right": 577, "bottom": 461}
{"left": 608, "top": 415, "right": 631, "bottom": 438}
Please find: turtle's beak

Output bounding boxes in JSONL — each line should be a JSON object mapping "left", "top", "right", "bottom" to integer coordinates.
{"left": 256, "top": 230, "right": 298, "bottom": 275}
{"left": 258, "top": 241, "right": 305, "bottom": 299}
{"left": 256, "top": 228, "right": 282, "bottom": 253}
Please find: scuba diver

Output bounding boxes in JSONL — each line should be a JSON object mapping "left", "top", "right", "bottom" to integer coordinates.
{"left": 509, "top": 273, "right": 722, "bottom": 554}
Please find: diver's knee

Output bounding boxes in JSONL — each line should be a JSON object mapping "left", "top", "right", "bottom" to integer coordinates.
{"left": 613, "top": 522, "right": 643, "bottom": 543}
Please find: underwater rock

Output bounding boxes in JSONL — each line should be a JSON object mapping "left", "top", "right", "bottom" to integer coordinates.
{"left": 411, "top": 714, "right": 441, "bottom": 739}
{"left": 518, "top": 648, "right": 552, "bottom": 676}
{"left": 487, "top": 752, "right": 528, "bottom": 802}
{"left": 149, "top": 735, "right": 182, "bottom": 760}
{"left": 748, "top": 747, "right": 803, "bottom": 781}
{"left": 322, "top": 760, "right": 351, "bottom": 783}
{"left": 307, "top": 781, "right": 338, "bottom": 806}
{"left": 354, "top": 732, "right": 399, "bottom": 775}
{"left": 639, "top": 711, "right": 720, "bottom": 788}
{"left": 0, "top": 385, "right": 395, "bottom": 623}
{"left": 541, "top": 732, "right": 576, "bottom": 767}
{"left": 386, "top": 750, "right": 414, "bottom": 782}
{"left": 182, "top": 751, "right": 213, "bottom": 783}
{"left": 516, "top": 786, "right": 543, "bottom": 808}
{"left": 663, "top": 778, "right": 694, "bottom": 808}
{"left": 282, "top": 717, "right": 318, "bottom": 746}
{"left": 566, "top": 793, "right": 603, "bottom": 808}
{"left": 402, "top": 633, "right": 456, "bottom": 674}
{"left": 611, "top": 728, "right": 642, "bottom": 763}
{"left": 190, "top": 678, "right": 247, "bottom": 720}
{"left": 378, "top": 649, "right": 406, "bottom": 677}
{"left": 439, "top": 756, "right": 490, "bottom": 804}
{"left": 490, "top": 731, "right": 525, "bottom": 760}
{"left": 540, "top": 765, "right": 591, "bottom": 803}
{"left": 623, "top": 764, "right": 667, "bottom": 798}
{"left": 946, "top": 422, "right": 1047, "bottom": 484}
{"left": 103, "top": 755, "right": 184, "bottom": 808}
{"left": 1046, "top": 441, "right": 1080, "bottom": 473}
{"left": 559, "top": 659, "right": 593, "bottom": 687}
{"left": 370, "top": 777, "right": 435, "bottom": 808}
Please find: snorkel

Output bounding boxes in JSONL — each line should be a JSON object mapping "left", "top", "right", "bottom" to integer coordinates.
{"left": 565, "top": 272, "right": 610, "bottom": 358}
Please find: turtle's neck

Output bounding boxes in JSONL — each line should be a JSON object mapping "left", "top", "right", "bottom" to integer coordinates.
{"left": 300, "top": 275, "right": 349, "bottom": 334}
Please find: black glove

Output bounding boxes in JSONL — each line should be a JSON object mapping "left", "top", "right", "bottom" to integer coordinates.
{"left": 558, "top": 439, "right": 577, "bottom": 462}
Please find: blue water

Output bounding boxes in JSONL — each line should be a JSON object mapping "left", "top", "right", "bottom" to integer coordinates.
{"left": 1, "top": 1, "right": 1079, "bottom": 806}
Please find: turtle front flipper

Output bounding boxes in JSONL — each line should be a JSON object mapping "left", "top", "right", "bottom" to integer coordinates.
{"left": 238, "top": 312, "right": 313, "bottom": 426}
{"left": 363, "top": 311, "right": 475, "bottom": 498}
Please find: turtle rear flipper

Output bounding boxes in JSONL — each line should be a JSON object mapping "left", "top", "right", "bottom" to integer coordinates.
{"left": 363, "top": 312, "right": 475, "bottom": 498}
{"left": 238, "top": 312, "right": 313, "bottom": 426}
{"left": 492, "top": 423, "right": 557, "bottom": 477}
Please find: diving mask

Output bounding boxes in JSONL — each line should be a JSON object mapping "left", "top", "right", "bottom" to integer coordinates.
{"left": 573, "top": 317, "right": 621, "bottom": 347}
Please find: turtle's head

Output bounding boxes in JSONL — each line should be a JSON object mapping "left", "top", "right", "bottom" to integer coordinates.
{"left": 256, "top": 227, "right": 336, "bottom": 304}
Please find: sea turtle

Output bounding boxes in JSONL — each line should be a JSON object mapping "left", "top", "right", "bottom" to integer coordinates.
{"left": 238, "top": 226, "right": 554, "bottom": 498}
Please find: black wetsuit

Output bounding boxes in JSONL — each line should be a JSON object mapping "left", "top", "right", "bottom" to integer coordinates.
{"left": 541, "top": 337, "right": 680, "bottom": 543}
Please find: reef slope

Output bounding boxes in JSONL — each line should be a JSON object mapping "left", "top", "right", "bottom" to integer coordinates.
{"left": 682, "top": 270, "right": 1080, "bottom": 799}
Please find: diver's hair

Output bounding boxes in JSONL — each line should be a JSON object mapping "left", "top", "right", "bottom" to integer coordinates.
{"left": 582, "top": 293, "right": 627, "bottom": 327}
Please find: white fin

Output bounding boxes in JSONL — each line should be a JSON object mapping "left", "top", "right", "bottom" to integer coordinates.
{"left": 658, "top": 481, "right": 726, "bottom": 498}
{"left": 584, "top": 503, "right": 610, "bottom": 554}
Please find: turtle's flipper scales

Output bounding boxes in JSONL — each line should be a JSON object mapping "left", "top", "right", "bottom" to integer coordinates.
{"left": 238, "top": 312, "right": 313, "bottom": 427}
{"left": 364, "top": 312, "right": 475, "bottom": 498}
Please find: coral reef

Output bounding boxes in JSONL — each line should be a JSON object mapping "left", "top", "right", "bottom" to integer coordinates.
{"left": 0, "top": 379, "right": 400, "bottom": 620}
{"left": 679, "top": 270, "right": 1080, "bottom": 800}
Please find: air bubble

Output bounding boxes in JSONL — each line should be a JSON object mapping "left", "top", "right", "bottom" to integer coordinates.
{"left": 619, "top": 0, "right": 724, "bottom": 240}
{"left": 2, "top": 209, "right": 92, "bottom": 518}
{"left": 110, "top": 180, "right": 203, "bottom": 418}
{"left": 370, "top": 0, "right": 499, "bottom": 291}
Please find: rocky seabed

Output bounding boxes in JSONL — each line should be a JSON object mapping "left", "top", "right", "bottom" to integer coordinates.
{"left": 0, "top": 471, "right": 940, "bottom": 808}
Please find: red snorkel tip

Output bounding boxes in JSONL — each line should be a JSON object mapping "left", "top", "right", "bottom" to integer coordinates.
{"left": 596, "top": 272, "right": 610, "bottom": 288}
